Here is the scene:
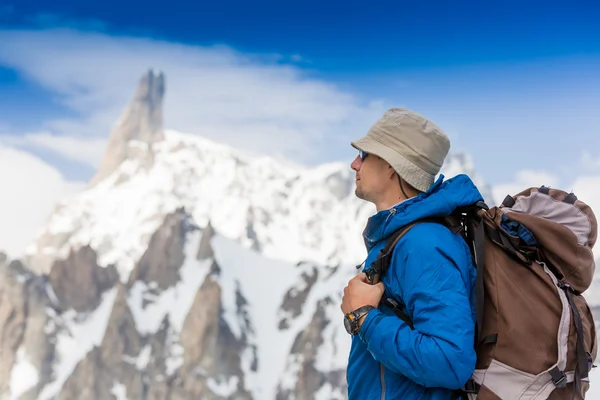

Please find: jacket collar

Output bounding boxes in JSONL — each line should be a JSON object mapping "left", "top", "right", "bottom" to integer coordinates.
{"left": 362, "top": 174, "right": 484, "bottom": 251}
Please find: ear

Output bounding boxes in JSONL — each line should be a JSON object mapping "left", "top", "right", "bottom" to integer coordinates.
{"left": 387, "top": 165, "right": 397, "bottom": 180}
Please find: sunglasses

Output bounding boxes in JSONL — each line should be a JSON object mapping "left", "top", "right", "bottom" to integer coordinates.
{"left": 359, "top": 150, "right": 369, "bottom": 161}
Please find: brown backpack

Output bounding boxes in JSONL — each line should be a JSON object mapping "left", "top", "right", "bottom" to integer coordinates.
{"left": 366, "top": 185, "right": 598, "bottom": 399}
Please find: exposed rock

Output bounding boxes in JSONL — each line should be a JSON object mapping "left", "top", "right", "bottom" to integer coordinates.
{"left": 276, "top": 297, "right": 346, "bottom": 400}
{"left": 145, "top": 377, "right": 171, "bottom": 400}
{"left": 0, "top": 259, "right": 55, "bottom": 400}
{"left": 0, "top": 260, "right": 30, "bottom": 397}
{"left": 178, "top": 270, "right": 252, "bottom": 399}
{"left": 29, "top": 207, "right": 260, "bottom": 399}
{"left": 278, "top": 263, "right": 319, "bottom": 330}
{"left": 142, "top": 317, "right": 174, "bottom": 399}
{"left": 90, "top": 70, "right": 165, "bottom": 186}
{"left": 48, "top": 245, "right": 118, "bottom": 313}
{"left": 100, "top": 283, "right": 143, "bottom": 372}
{"left": 196, "top": 221, "right": 215, "bottom": 261}
{"left": 208, "top": 259, "right": 221, "bottom": 277}
{"left": 19, "top": 276, "right": 56, "bottom": 400}
{"left": 235, "top": 282, "right": 257, "bottom": 372}
{"left": 245, "top": 208, "right": 261, "bottom": 252}
{"left": 128, "top": 209, "right": 189, "bottom": 291}
{"left": 57, "top": 347, "right": 132, "bottom": 400}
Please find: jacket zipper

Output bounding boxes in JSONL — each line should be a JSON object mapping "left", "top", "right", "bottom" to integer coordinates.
{"left": 380, "top": 363, "right": 386, "bottom": 400}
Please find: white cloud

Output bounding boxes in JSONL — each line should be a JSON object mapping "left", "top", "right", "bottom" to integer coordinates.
{"left": 581, "top": 151, "right": 600, "bottom": 171}
{"left": 1, "top": 132, "right": 106, "bottom": 168}
{"left": 569, "top": 175, "right": 600, "bottom": 228}
{"left": 492, "top": 169, "right": 560, "bottom": 206}
{"left": 0, "top": 144, "right": 84, "bottom": 259}
{"left": 493, "top": 154, "right": 600, "bottom": 215}
{"left": 0, "top": 28, "right": 387, "bottom": 166}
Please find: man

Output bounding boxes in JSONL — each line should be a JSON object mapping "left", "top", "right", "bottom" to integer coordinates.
{"left": 341, "top": 108, "right": 482, "bottom": 399}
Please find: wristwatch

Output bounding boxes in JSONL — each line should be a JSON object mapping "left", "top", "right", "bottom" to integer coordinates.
{"left": 344, "top": 305, "right": 374, "bottom": 335}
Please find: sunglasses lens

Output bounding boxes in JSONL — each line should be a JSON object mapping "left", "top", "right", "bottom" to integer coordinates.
{"left": 359, "top": 150, "right": 368, "bottom": 160}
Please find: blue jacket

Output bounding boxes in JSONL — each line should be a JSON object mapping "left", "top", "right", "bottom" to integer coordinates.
{"left": 347, "top": 174, "right": 482, "bottom": 400}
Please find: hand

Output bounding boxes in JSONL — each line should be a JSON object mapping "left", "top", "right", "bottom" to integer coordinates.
{"left": 341, "top": 272, "right": 385, "bottom": 318}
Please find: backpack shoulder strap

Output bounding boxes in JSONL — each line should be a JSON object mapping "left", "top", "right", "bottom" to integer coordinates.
{"left": 364, "top": 221, "right": 420, "bottom": 285}
{"left": 365, "top": 216, "right": 461, "bottom": 285}
{"left": 366, "top": 203, "right": 488, "bottom": 329}
{"left": 365, "top": 217, "right": 452, "bottom": 330}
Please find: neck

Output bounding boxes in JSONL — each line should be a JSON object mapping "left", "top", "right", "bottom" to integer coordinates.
{"left": 375, "top": 189, "right": 410, "bottom": 212}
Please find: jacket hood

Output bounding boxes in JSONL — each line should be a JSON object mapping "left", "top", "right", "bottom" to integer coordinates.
{"left": 363, "top": 173, "right": 484, "bottom": 250}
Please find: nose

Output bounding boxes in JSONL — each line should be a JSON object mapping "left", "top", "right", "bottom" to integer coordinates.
{"left": 351, "top": 155, "right": 361, "bottom": 171}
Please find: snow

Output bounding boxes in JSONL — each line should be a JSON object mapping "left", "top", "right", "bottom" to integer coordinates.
{"left": 110, "top": 382, "right": 129, "bottom": 400}
{"left": 127, "top": 229, "right": 211, "bottom": 335}
{"left": 206, "top": 376, "right": 239, "bottom": 398}
{"left": 165, "top": 325, "right": 184, "bottom": 375}
{"left": 440, "top": 152, "right": 496, "bottom": 205}
{"left": 314, "top": 293, "right": 352, "bottom": 373}
{"left": 136, "top": 345, "right": 152, "bottom": 370}
{"left": 315, "top": 382, "right": 346, "bottom": 400}
{"left": 123, "top": 345, "right": 152, "bottom": 370}
{"left": 211, "top": 232, "right": 357, "bottom": 399}
{"left": 10, "top": 347, "right": 39, "bottom": 400}
{"left": 275, "top": 263, "right": 354, "bottom": 391}
{"left": 277, "top": 353, "right": 303, "bottom": 392}
{"left": 211, "top": 233, "right": 302, "bottom": 399}
{"left": 24, "top": 129, "right": 372, "bottom": 280}
{"left": 38, "top": 287, "right": 118, "bottom": 400}
{"left": 45, "top": 282, "right": 60, "bottom": 308}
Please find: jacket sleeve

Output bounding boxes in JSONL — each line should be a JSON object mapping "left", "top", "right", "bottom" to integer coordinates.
{"left": 357, "top": 224, "right": 476, "bottom": 389}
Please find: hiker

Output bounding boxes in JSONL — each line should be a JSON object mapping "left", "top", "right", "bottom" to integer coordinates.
{"left": 341, "top": 108, "right": 482, "bottom": 399}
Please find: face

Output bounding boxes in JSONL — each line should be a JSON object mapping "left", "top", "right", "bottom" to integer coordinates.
{"left": 350, "top": 150, "right": 391, "bottom": 203}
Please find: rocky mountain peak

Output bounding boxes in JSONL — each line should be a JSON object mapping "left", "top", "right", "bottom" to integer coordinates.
{"left": 90, "top": 70, "right": 166, "bottom": 186}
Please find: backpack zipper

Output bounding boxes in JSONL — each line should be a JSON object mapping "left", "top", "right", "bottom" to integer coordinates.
{"left": 380, "top": 363, "right": 386, "bottom": 400}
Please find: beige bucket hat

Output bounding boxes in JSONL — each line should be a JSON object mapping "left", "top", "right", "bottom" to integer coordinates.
{"left": 351, "top": 108, "right": 451, "bottom": 192}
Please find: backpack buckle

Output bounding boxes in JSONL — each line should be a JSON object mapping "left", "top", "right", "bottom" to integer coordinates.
{"left": 462, "top": 378, "right": 480, "bottom": 393}
{"left": 549, "top": 367, "right": 567, "bottom": 388}
{"left": 364, "top": 267, "right": 377, "bottom": 284}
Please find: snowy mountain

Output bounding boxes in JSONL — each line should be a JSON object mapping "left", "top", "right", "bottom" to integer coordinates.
{"left": 5, "top": 69, "right": 593, "bottom": 400}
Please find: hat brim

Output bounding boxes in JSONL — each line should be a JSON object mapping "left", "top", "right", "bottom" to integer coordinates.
{"left": 351, "top": 136, "right": 434, "bottom": 193}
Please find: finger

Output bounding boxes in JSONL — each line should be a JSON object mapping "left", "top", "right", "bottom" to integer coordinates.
{"left": 356, "top": 272, "right": 367, "bottom": 282}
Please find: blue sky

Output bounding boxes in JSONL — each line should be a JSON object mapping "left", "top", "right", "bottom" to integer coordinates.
{"left": 3, "top": 1, "right": 599, "bottom": 67}
{"left": 1, "top": 0, "right": 599, "bottom": 189}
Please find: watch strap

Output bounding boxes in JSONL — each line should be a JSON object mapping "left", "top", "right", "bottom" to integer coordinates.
{"left": 352, "top": 305, "right": 374, "bottom": 319}
{"left": 347, "top": 305, "right": 374, "bottom": 335}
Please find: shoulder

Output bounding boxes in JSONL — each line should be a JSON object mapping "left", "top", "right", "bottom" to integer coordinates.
{"left": 390, "top": 220, "right": 473, "bottom": 278}
{"left": 398, "top": 220, "right": 463, "bottom": 253}
{"left": 390, "top": 221, "right": 473, "bottom": 294}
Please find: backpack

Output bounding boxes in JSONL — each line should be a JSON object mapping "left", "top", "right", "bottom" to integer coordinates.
{"left": 364, "top": 185, "right": 598, "bottom": 399}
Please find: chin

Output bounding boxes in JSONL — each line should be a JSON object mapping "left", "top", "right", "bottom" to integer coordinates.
{"left": 354, "top": 188, "right": 366, "bottom": 200}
